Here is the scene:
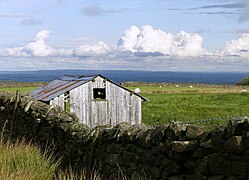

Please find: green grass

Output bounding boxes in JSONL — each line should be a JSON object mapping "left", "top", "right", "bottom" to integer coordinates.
{"left": 0, "top": 140, "right": 57, "bottom": 179}
{"left": 2, "top": 83, "right": 249, "bottom": 128}
{"left": 2, "top": 82, "right": 249, "bottom": 178}
{"left": 126, "top": 84, "right": 249, "bottom": 127}
{"left": 140, "top": 92, "right": 249, "bottom": 127}
{"left": 0, "top": 86, "right": 37, "bottom": 93}
{"left": 0, "top": 138, "right": 102, "bottom": 179}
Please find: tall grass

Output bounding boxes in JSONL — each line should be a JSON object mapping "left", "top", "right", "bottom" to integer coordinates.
{"left": 0, "top": 138, "right": 145, "bottom": 179}
{"left": 0, "top": 140, "right": 58, "bottom": 179}
{"left": 0, "top": 139, "right": 103, "bottom": 179}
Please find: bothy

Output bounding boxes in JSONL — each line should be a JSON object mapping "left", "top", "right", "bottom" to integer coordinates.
{"left": 29, "top": 74, "right": 147, "bottom": 128}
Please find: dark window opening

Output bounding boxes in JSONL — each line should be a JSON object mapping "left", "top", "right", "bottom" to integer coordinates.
{"left": 93, "top": 88, "right": 106, "bottom": 100}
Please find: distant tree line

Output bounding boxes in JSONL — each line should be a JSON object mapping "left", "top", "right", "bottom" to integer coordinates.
{"left": 236, "top": 77, "right": 249, "bottom": 86}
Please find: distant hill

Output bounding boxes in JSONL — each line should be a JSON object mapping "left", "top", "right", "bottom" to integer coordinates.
{"left": 1, "top": 70, "right": 249, "bottom": 84}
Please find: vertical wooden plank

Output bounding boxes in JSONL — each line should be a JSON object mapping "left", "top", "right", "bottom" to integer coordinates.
{"left": 106, "top": 81, "right": 110, "bottom": 124}
{"left": 123, "top": 89, "right": 127, "bottom": 123}
{"left": 129, "top": 94, "right": 133, "bottom": 125}
{"left": 50, "top": 97, "right": 58, "bottom": 107}
{"left": 69, "top": 89, "right": 75, "bottom": 112}
{"left": 108, "top": 82, "right": 114, "bottom": 125}
{"left": 113, "top": 83, "right": 117, "bottom": 125}
{"left": 88, "top": 81, "right": 93, "bottom": 128}
{"left": 70, "top": 87, "right": 81, "bottom": 122}
{"left": 82, "top": 84, "right": 86, "bottom": 124}
{"left": 50, "top": 94, "right": 64, "bottom": 110}
{"left": 136, "top": 98, "right": 142, "bottom": 125}
{"left": 131, "top": 95, "right": 136, "bottom": 125}
{"left": 125, "top": 90, "right": 129, "bottom": 123}
{"left": 58, "top": 94, "right": 65, "bottom": 110}
{"left": 83, "top": 84, "right": 87, "bottom": 125}
{"left": 77, "top": 85, "right": 84, "bottom": 123}
{"left": 115, "top": 84, "right": 119, "bottom": 125}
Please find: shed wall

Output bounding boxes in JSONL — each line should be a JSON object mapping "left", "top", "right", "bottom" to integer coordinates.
{"left": 51, "top": 76, "right": 142, "bottom": 127}
{"left": 50, "top": 94, "right": 65, "bottom": 110}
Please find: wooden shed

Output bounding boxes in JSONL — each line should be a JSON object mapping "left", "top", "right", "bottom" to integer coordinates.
{"left": 29, "top": 74, "right": 147, "bottom": 127}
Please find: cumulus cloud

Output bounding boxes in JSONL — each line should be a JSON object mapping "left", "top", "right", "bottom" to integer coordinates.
{"left": 5, "top": 30, "right": 111, "bottom": 58}
{"left": 5, "top": 25, "right": 249, "bottom": 72}
{"left": 73, "top": 42, "right": 110, "bottom": 56}
{"left": 118, "top": 25, "right": 207, "bottom": 57}
{"left": 4, "top": 26, "right": 249, "bottom": 71}
{"left": 219, "top": 33, "right": 249, "bottom": 58}
{"left": 4, "top": 26, "right": 207, "bottom": 59}
{"left": 6, "top": 30, "right": 55, "bottom": 57}
{"left": 118, "top": 25, "right": 140, "bottom": 52}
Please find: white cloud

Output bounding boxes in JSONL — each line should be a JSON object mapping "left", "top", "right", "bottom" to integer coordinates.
{"left": 5, "top": 30, "right": 55, "bottom": 57}
{"left": 118, "top": 25, "right": 207, "bottom": 57}
{"left": 219, "top": 33, "right": 249, "bottom": 58}
{"left": 4, "top": 25, "right": 249, "bottom": 72}
{"left": 73, "top": 41, "right": 110, "bottom": 56}
{"left": 118, "top": 25, "right": 140, "bottom": 52}
{"left": 5, "top": 30, "right": 111, "bottom": 58}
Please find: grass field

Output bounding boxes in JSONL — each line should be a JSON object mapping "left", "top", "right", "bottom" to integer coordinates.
{"left": 1, "top": 82, "right": 249, "bottom": 127}
{"left": 128, "top": 84, "right": 249, "bottom": 127}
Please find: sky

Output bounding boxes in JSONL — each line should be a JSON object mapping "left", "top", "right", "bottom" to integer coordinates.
{"left": 1, "top": 0, "right": 249, "bottom": 71}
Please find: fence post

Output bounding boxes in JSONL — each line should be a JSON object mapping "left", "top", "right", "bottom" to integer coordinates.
{"left": 9, "top": 90, "right": 20, "bottom": 139}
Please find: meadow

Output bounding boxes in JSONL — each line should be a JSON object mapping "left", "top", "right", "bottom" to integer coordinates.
{"left": 1, "top": 82, "right": 249, "bottom": 128}
{"left": 126, "top": 83, "right": 249, "bottom": 127}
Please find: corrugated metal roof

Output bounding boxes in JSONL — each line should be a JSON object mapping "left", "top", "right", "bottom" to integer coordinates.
{"left": 29, "top": 74, "right": 147, "bottom": 102}
{"left": 29, "top": 75, "right": 96, "bottom": 102}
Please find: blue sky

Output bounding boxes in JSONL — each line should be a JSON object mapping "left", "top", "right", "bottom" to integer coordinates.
{"left": 1, "top": 0, "right": 249, "bottom": 71}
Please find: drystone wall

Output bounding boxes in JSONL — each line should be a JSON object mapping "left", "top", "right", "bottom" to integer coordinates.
{"left": 0, "top": 91, "right": 249, "bottom": 179}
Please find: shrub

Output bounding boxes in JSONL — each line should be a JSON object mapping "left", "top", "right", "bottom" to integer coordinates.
{"left": 236, "top": 77, "right": 249, "bottom": 86}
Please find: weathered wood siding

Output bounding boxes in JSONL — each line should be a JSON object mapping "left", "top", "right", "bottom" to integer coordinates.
{"left": 49, "top": 76, "right": 142, "bottom": 127}
{"left": 50, "top": 94, "right": 65, "bottom": 110}
{"left": 69, "top": 83, "right": 91, "bottom": 126}
{"left": 106, "top": 79, "right": 142, "bottom": 126}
